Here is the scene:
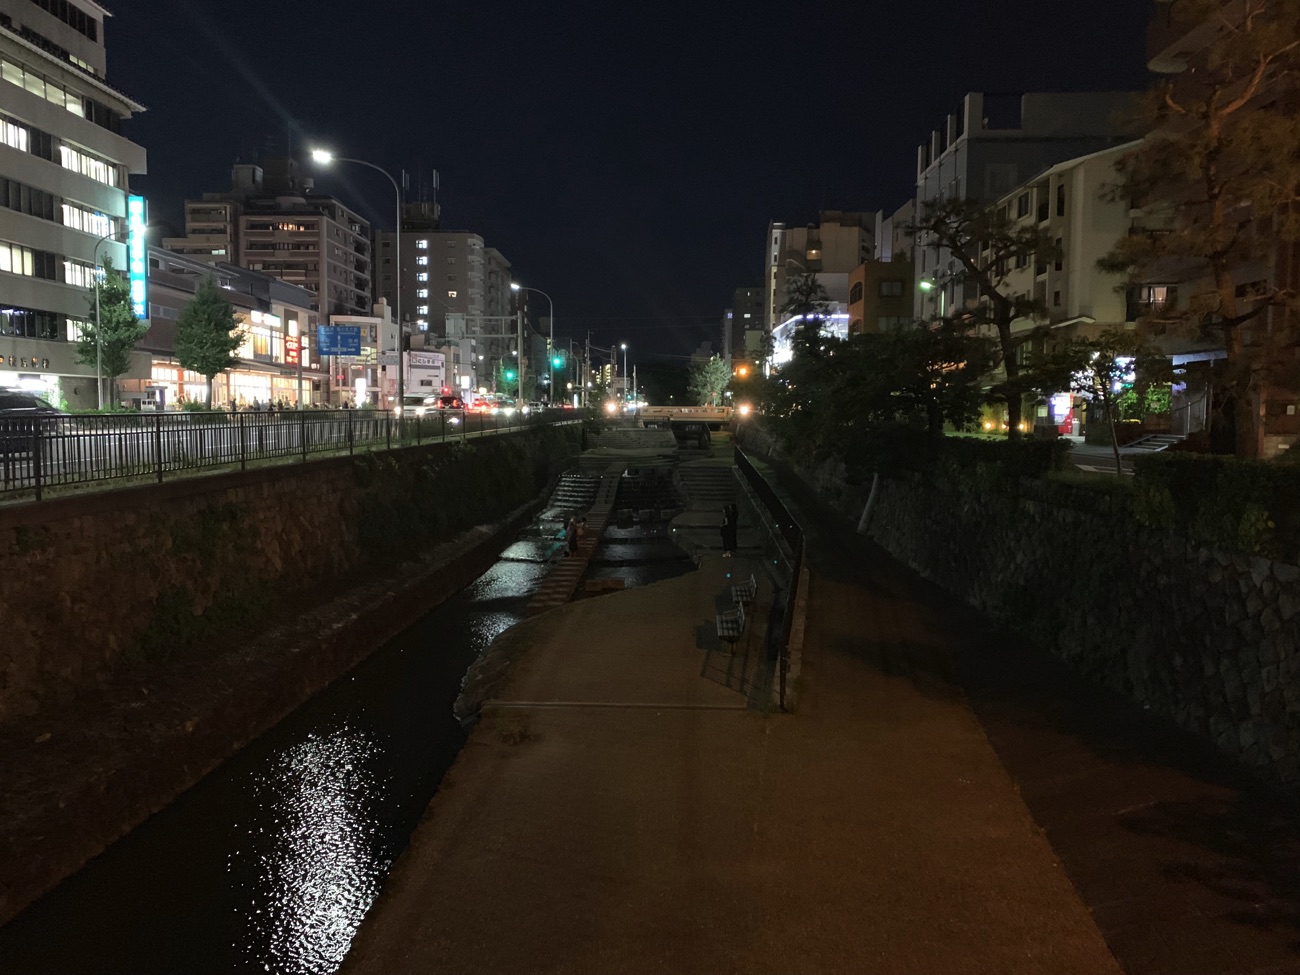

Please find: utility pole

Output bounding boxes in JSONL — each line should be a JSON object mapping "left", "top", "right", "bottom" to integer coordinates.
{"left": 585, "top": 331, "right": 591, "bottom": 408}
{"left": 516, "top": 309, "right": 525, "bottom": 409}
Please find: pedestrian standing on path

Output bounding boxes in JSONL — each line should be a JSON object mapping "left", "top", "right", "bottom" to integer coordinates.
{"left": 565, "top": 514, "right": 580, "bottom": 557}
{"left": 720, "top": 503, "right": 738, "bottom": 557}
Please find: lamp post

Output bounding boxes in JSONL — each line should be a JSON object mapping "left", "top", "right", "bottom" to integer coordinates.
{"left": 510, "top": 283, "right": 554, "bottom": 401}
{"left": 310, "top": 149, "right": 403, "bottom": 412}
{"left": 619, "top": 342, "right": 628, "bottom": 406}
{"left": 92, "top": 228, "right": 130, "bottom": 410}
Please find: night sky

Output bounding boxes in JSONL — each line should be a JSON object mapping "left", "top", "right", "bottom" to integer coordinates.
{"left": 108, "top": 0, "right": 1153, "bottom": 362}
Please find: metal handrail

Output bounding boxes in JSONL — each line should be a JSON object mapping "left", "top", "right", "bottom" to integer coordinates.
{"left": 734, "top": 445, "right": 804, "bottom": 711}
{"left": 1, "top": 408, "right": 584, "bottom": 502}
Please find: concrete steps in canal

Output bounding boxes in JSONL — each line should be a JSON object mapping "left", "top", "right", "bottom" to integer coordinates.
{"left": 526, "top": 462, "right": 624, "bottom": 616}
{"left": 550, "top": 471, "right": 599, "bottom": 512}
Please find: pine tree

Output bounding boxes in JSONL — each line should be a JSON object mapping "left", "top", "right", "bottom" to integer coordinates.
{"left": 77, "top": 255, "right": 147, "bottom": 408}
{"left": 175, "top": 276, "right": 244, "bottom": 407}
{"left": 911, "top": 199, "right": 1060, "bottom": 439}
{"left": 1100, "top": 0, "right": 1300, "bottom": 457}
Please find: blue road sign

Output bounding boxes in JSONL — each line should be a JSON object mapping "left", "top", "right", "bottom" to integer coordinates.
{"left": 317, "top": 325, "right": 362, "bottom": 356}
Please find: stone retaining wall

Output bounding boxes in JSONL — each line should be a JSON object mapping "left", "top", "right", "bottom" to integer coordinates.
{"left": 0, "top": 426, "right": 580, "bottom": 725}
{"left": 736, "top": 426, "right": 1300, "bottom": 788}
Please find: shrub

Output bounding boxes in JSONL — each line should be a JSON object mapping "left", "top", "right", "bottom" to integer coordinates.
{"left": 927, "top": 436, "right": 1070, "bottom": 478}
{"left": 1131, "top": 452, "right": 1300, "bottom": 560}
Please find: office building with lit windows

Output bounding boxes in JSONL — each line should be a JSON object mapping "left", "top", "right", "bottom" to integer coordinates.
{"left": 0, "top": 0, "right": 148, "bottom": 407}
{"left": 374, "top": 218, "right": 516, "bottom": 392}
{"left": 163, "top": 157, "right": 373, "bottom": 319}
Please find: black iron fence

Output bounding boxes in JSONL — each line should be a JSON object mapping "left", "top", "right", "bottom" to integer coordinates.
{"left": 1, "top": 408, "right": 580, "bottom": 502}
{"left": 733, "top": 445, "right": 805, "bottom": 711}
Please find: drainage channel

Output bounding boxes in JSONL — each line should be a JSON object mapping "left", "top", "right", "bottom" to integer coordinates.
{"left": 0, "top": 472, "right": 693, "bottom": 975}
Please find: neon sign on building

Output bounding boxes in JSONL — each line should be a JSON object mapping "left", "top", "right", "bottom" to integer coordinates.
{"left": 127, "top": 195, "right": 147, "bottom": 319}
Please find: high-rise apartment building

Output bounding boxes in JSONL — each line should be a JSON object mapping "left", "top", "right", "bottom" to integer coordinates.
{"left": 913, "top": 91, "right": 1139, "bottom": 320}
{"left": 163, "top": 158, "right": 372, "bottom": 318}
{"left": 0, "top": 0, "right": 148, "bottom": 407}
{"left": 375, "top": 220, "right": 516, "bottom": 392}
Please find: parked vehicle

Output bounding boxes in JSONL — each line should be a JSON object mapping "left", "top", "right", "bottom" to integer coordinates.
{"left": 0, "top": 390, "right": 65, "bottom": 455}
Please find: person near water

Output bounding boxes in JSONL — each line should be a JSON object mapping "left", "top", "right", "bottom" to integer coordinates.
{"left": 565, "top": 515, "right": 579, "bottom": 556}
{"left": 720, "top": 503, "right": 738, "bottom": 557}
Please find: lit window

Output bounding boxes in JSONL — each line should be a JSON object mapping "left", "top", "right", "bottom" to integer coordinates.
{"left": 417, "top": 304, "right": 429, "bottom": 314}
{"left": 1, "top": 116, "right": 28, "bottom": 152}
{"left": 416, "top": 239, "right": 429, "bottom": 250}
{"left": 63, "top": 259, "right": 95, "bottom": 287}
{"left": 62, "top": 203, "right": 112, "bottom": 237}
{"left": 0, "top": 240, "right": 34, "bottom": 276}
{"left": 416, "top": 288, "right": 428, "bottom": 298}
{"left": 60, "top": 145, "right": 118, "bottom": 187}
{"left": 416, "top": 256, "right": 428, "bottom": 266}
{"left": 448, "top": 290, "right": 457, "bottom": 298}
{"left": 415, "top": 272, "right": 428, "bottom": 282}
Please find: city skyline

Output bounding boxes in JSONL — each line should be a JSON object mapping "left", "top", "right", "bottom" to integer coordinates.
{"left": 112, "top": 0, "right": 1153, "bottom": 358}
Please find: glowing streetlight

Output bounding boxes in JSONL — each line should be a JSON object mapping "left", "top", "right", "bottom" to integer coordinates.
{"left": 511, "top": 282, "right": 555, "bottom": 395}
{"left": 310, "top": 149, "right": 404, "bottom": 411}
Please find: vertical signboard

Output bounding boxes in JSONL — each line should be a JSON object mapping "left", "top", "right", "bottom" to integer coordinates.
{"left": 127, "top": 195, "right": 148, "bottom": 319}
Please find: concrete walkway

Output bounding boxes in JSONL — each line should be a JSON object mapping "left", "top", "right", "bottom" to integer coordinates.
{"left": 340, "top": 548, "right": 1121, "bottom": 967}
{"left": 339, "top": 448, "right": 1300, "bottom": 975}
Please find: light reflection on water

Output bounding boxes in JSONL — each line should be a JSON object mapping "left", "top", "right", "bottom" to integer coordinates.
{"left": 0, "top": 507, "right": 691, "bottom": 975}
{"left": 238, "top": 727, "right": 387, "bottom": 975}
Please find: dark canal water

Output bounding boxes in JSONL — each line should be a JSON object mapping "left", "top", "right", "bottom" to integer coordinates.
{"left": 0, "top": 497, "right": 692, "bottom": 974}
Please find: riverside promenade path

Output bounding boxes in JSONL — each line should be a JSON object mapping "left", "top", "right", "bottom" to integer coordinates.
{"left": 340, "top": 453, "right": 1300, "bottom": 975}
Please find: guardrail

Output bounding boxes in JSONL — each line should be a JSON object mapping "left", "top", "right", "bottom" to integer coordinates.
{"left": 0, "top": 408, "right": 581, "bottom": 502}
{"left": 733, "top": 445, "right": 804, "bottom": 711}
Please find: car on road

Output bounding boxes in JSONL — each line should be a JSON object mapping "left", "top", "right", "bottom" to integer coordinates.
{"left": 399, "top": 394, "right": 466, "bottom": 415}
{"left": 0, "top": 390, "right": 65, "bottom": 455}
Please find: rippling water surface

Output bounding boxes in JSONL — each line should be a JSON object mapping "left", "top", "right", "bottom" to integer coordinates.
{"left": 0, "top": 561, "right": 545, "bottom": 975}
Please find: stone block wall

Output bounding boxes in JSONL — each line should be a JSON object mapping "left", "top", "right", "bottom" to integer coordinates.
{"left": 734, "top": 426, "right": 1300, "bottom": 788}
{"left": 0, "top": 427, "right": 579, "bottom": 724}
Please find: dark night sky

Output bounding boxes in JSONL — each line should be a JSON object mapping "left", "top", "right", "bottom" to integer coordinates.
{"left": 107, "top": 0, "right": 1152, "bottom": 362}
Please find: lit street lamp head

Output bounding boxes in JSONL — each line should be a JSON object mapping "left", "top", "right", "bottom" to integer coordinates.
{"left": 509, "top": 282, "right": 521, "bottom": 292}
{"left": 309, "top": 149, "right": 334, "bottom": 165}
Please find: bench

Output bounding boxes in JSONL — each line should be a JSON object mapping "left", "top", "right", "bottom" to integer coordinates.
{"left": 715, "top": 602, "right": 745, "bottom": 646}
{"left": 730, "top": 573, "right": 757, "bottom": 607}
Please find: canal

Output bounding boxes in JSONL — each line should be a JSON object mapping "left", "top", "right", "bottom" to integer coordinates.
{"left": 0, "top": 478, "right": 692, "bottom": 975}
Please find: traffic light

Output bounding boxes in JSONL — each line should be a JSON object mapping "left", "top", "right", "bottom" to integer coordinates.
{"left": 551, "top": 354, "right": 564, "bottom": 369}
{"left": 504, "top": 368, "right": 517, "bottom": 381}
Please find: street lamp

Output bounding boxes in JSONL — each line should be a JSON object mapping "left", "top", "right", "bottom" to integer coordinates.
{"left": 510, "top": 282, "right": 554, "bottom": 397}
{"left": 93, "top": 228, "right": 131, "bottom": 410}
{"left": 620, "top": 342, "right": 628, "bottom": 403}
{"left": 310, "top": 149, "right": 404, "bottom": 412}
